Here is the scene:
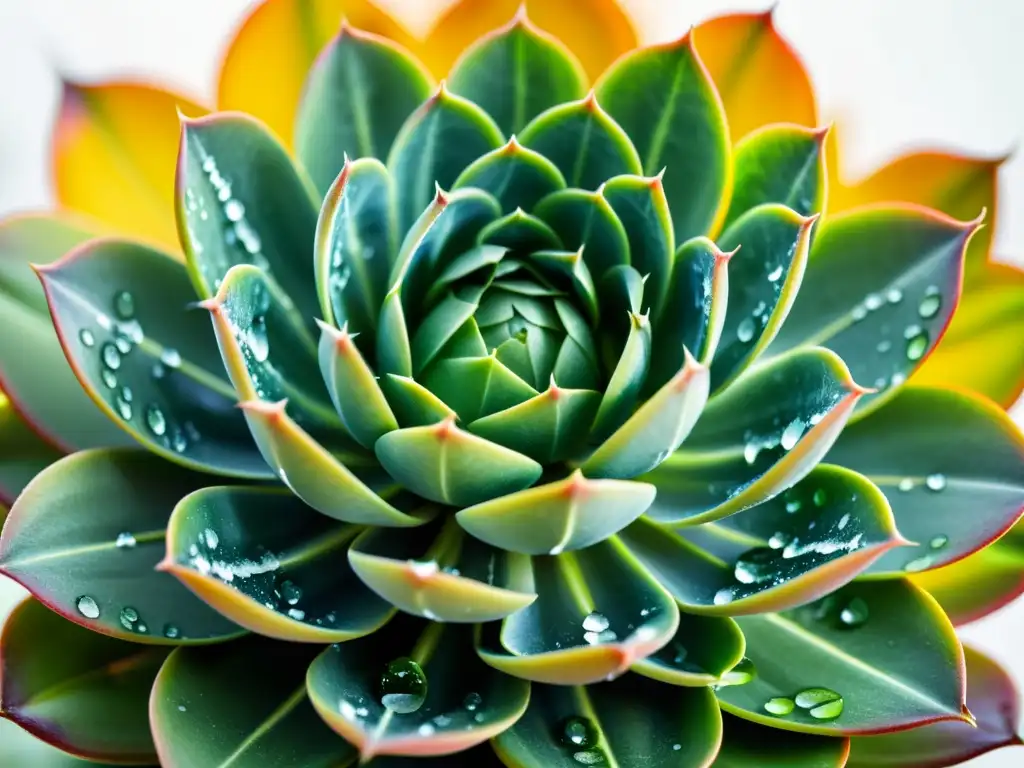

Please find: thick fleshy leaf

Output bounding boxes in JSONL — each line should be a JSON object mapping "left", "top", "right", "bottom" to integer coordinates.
{"left": 177, "top": 113, "right": 321, "bottom": 324}
{"left": 520, "top": 94, "right": 642, "bottom": 192}
{"left": 161, "top": 486, "right": 394, "bottom": 642}
{"left": 422, "top": 0, "right": 637, "bottom": 82}
{"left": 458, "top": 470, "right": 655, "bottom": 555}
{"left": 0, "top": 718, "right": 118, "bottom": 767}
{"left": 533, "top": 188, "right": 630, "bottom": 281}
{"left": 151, "top": 636, "right": 355, "bottom": 767}
{"left": 38, "top": 238, "right": 270, "bottom": 477}
{"left": 348, "top": 520, "right": 535, "bottom": 623}
{"left": 53, "top": 81, "right": 204, "bottom": 251}
{"left": 382, "top": 374, "right": 457, "bottom": 427}
{"left": 478, "top": 209, "right": 562, "bottom": 252}
{"left": 915, "top": 259, "right": 1024, "bottom": 408}
{"left": 597, "top": 34, "right": 731, "bottom": 241}
{"left": 0, "top": 397, "right": 60, "bottom": 505}
{"left": 827, "top": 386, "right": 1024, "bottom": 576}
{"left": 912, "top": 519, "right": 1024, "bottom": 626}
{"left": 714, "top": 714, "right": 850, "bottom": 767}
{"left": 0, "top": 449, "right": 243, "bottom": 644}
{"left": 216, "top": 0, "right": 418, "bottom": 149}
{"left": 653, "top": 348, "right": 866, "bottom": 524}
{"left": 388, "top": 85, "right": 503, "bottom": 235}
{"left": 0, "top": 597, "right": 166, "bottom": 763}
{"left": 623, "top": 465, "right": 902, "bottom": 614}
{"left": 454, "top": 139, "right": 566, "bottom": 213}
{"left": 590, "top": 310, "right": 652, "bottom": 442}
{"left": 583, "top": 348, "right": 708, "bottom": 479}
{"left": 724, "top": 124, "right": 828, "bottom": 230}
{"left": 769, "top": 205, "right": 982, "bottom": 414}
{"left": 848, "top": 646, "right": 1022, "bottom": 767}
{"left": 0, "top": 213, "right": 129, "bottom": 451}
{"left": 448, "top": 12, "right": 587, "bottom": 136}
{"left": 632, "top": 612, "right": 745, "bottom": 687}
{"left": 419, "top": 355, "right": 536, "bottom": 423}
{"left": 716, "top": 579, "right": 967, "bottom": 735}
{"left": 307, "top": 618, "right": 530, "bottom": 760}
{"left": 694, "top": 10, "right": 817, "bottom": 141}
{"left": 493, "top": 676, "right": 721, "bottom": 767}
{"left": 296, "top": 25, "right": 433, "bottom": 195}
{"left": 479, "top": 539, "right": 678, "bottom": 684}
{"left": 375, "top": 417, "right": 542, "bottom": 506}
{"left": 711, "top": 203, "right": 815, "bottom": 390}
{"left": 313, "top": 158, "right": 395, "bottom": 348}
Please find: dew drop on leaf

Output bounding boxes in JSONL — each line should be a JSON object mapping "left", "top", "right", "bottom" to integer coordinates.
{"left": 102, "top": 369, "right": 118, "bottom": 389}
{"left": 463, "top": 692, "right": 482, "bottom": 711}
{"left": 573, "top": 751, "right": 606, "bottom": 765}
{"left": 120, "top": 606, "right": 140, "bottom": 630}
{"left": 278, "top": 579, "right": 302, "bottom": 606}
{"left": 886, "top": 287, "right": 903, "bottom": 304}
{"left": 582, "top": 612, "right": 610, "bottom": 633}
{"left": 160, "top": 348, "right": 182, "bottom": 368}
{"left": 115, "top": 532, "right": 137, "bottom": 549}
{"left": 736, "top": 317, "right": 755, "bottom": 343}
{"left": 767, "top": 264, "right": 783, "bottom": 282}
{"left": 76, "top": 595, "right": 100, "bottom": 619}
{"left": 904, "top": 327, "right": 929, "bottom": 361}
{"left": 79, "top": 329, "right": 95, "bottom": 347}
{"left": 919, "top": 286, "right": 941, "bottom": 319}
{"left": 904, "top": 554, "right": 933, "bottom": 573}
{"left": 795, "top": 687, "right": 842, "bottom": 710}
{"left": 897, "top": 478, "right": 914, "bottom": 492}
{"left": 839, "top": 597, "right": 869, "bottom": 627}
{"left": 380, "top": 657, "right": 428, "bottom": 714}
{"left": 102, "top": 343, "right": 122, "bottom": 370}
{"left": 780, "top": 418, "right": 806, "bottom": 450}
{"left": 719, "top": 656, "right": 756, "bottom": 686}
{"left": 114, "top": 290, "right": 135, "bottom": 320}
{"left": 809, "top": 698, "right": 844, "bottom": 720}
{"left": 925, "top": 473, "right": 946, "bottom": 492}
{"left": 559, "top": 716, "right": 599, "bottom": 748}
{"left": 163, "top": 624, "right": 180, "bottom": 639}
{"left": 146, "top": 405, "right": 167, "bottom": 437}
{"left": 864, "top": 293, "right": 883, "bottom": 311}
{"left": 929, "top": 534, "right": 949, "bottom": 550}
{"left": 764, "top": 697, "right": 795, "bottom": 716}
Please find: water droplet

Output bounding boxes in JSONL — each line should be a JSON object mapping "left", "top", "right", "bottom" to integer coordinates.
{"left": 79, "top": 329, "right": 96, "bottom": 347}
{"left": 737, "top": 317, "right": 755, "bottom": 343}
{"left": 795, "top": 687, "right": 842, "bottom": 710}
{"left": 573, "top": 751, "right": 605, "bottom": 765}
{"left": 810, "top": 698, "right": 844, "bottom": 719}
{"left": 876, "top": 339, "right": 892, "bottom": 353}
{"left": 178, "top": 705, "right": 187, "bottom": 712}
{"left": 145, "top": 405, "right": 167, "bottom": 437}
{"left": 380, "top": 657, "right": 428, "bottom": 714}
{"left": 785, "top": 498, "right": 802, "bottom": 513}
{"left": 120, "top": 606, "right": 140, "bottom": 630}
{"left": 898, "top": 478, "right": 914, "bottom": 492}
{"left": 851, "top": 304, "right": 867, "bottom": 322}
{"left": 201, "top": 528, "right": 219, "bottom": 550}
{"left": 886, "top": 287, "right": 903, "bottom": 304}
{"left": 919, "top": 287, "right": 941, "bottom": 319}
{"left": 463, "top": 692, "right": 482, "bottom": 711}
{"left": 115, "top": 394, "right": 133, "bottom": 421}
{"left": 905, "top": 327, "right": 929, "bottom": 361}
{"left": 925, "top": 473, "right": 946, "bottom": 492}
{"left": 163, "top": 624, "right": 180, "bottom": 639}
{"left": 286, "top": 608, "right": 305, "bottom": 620}
{"left": 247, "top": 315, "right": 270, "bottom": 363}
{"left": 768, "top": 531, "right": 792, "bottom": 550}
{"left": 767, "top": 264, "right": 783, "bottom": 282}
{"left": 417, "top": 723, "right": 436, "bottom": 737}
{"left": 733, "top": 547, "right": 776, "bottom": 584}
{"left": 839, "top": 597, "right": 869, "bottom": 627}
{"left": 813, "top": 489, "right": 828, "bottom": 507}
{"left": 904, "top": 555, "right": 933, "bottom": 573}
{"left": 864, "top": 293, "right": 883, "bottom": 311}
{"left": 890, "top": 371, "right": 907, "bottom": 388}
{"left": 559, "top": 716, "right": 598, "bottom": 749}
{"left": 114, "top": 291, "right": 135, "bottom": 320}
{"left": 161, "top": 348, "right": 182, "bottom": 368}
{"left": 76, "top": 595, "right": 100, "bottom": 619}
{"left": 115, "top": 532, "right": 137, "bottom": 549}
{"left": 224, "top": 199, "right": 245, "bottom": 222}
{"left": 719, "top": 657, "right": 756, "bottom": 686}
{"left": 582, "top": 612, "right": 610, "bottom": 633}
{"left": 279, "top": 579, "right": 302, "bottom": 606}
{"left": 764, "top": 697, "right": 795, "bottom": 716}
{"left": 101, "top": 369, "right": 118, "bottom": 389}
{"left": 929, "top": 534, "right": 948, "bottom": 550}
{"left": 102, "top": 343, "right": 122, "bottom": 370}
{"left": 120, "top": 386, "right": 133, "bottom": 403}
{"left": 780, "top": 418, "right": 806, "bottom": 451}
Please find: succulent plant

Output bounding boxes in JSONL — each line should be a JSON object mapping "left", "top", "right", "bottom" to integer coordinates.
{"left": 1, "top": 1, "right": 1023, "bottom": 767}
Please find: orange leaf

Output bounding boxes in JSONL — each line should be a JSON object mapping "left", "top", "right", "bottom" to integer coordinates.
{"left": 52, "top": 81, "right": 205, "bottom": 254}
{"left": 422, "top": 0, "right": 638, "bottom": 82}
{"left": 216, "top": 0, "right": 419, "bottom": 150}
{"left": 693, "top": 9, "right": 817, "bottom": 143}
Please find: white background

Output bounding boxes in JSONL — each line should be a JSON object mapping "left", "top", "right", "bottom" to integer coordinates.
{"left": 0, "top": 1, "right": 1021, "bottom": 765}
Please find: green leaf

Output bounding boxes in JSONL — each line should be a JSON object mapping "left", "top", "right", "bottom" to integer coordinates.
{"left": 0, "top": 449, "right": 243, "bottom": 644}
{"left": 647, "top": 236, "right": 730, "bottom": 392}
{"left": 478, "top": 539, "right": 678, "bottom": 684}
{"left": 307, "top": 619, "right": 530, "bottom": 761}
{"left": 653, "top": 347, "right": 866, "bottom": 525}
{"left": 348, "top": 519, "right": 536, "bottom": 623}
{"left": 448, "top": 13, "right": 587, "bottom": 136}
{"left": 519, "top": 94, "right": 643, "bottom": 191}
{"left": 0, "top": 214, "right": 132, "bottom": 451}
{"left": 38, "top": 238, "right": 270, "bottom": 477}
{"left": 597, "top": 35, "right": 731, "bottom": 242}
{"left": 622, "top": 465, "right": 903, "bottom": 614}
{"left": 375, "top": 417, "right": 542, "bottom": 506}
{"left": 711, "top": 203, "right": 816, "bottom": 391}
{"left": 714, "top": 713, "right": 850, "bottom": 767}
{"left": 176, "top": 113, "right": 321, "bottom": 323}
{"left": 478, "top": 209, "right": 563, "bottom": 252}
{"left": 458, "top": 470, "right": 655, "bottom": 555}
{"left": 0, "top": 396, "right": 61, "bottom": 505}
{"left": 0, "top": 718, "right": 118, "bottom": 767}
{"left": 590, "top": 311, "right": 651, "bottom": 442}
{"left": 527, "top": 249, "right": 597, "bottom": 325}
{"left": 453, "top": 138, "right": 566, "bottom": 212}
{"left": 493, "top": 676, "right": 721, "bottom": 767}
{"left": 716, "top": 579, "right": 968, "bottom": 735}
{"left": 421, "top": 355, "right": 537, "bottom": 423}
{"left": 826, "top": 386, "right": 1024, "bottom": 576}
{"left": 0, "top": 597, "right": 166, "bottom": 764}
{"left": 161, "top": 486, "right": 395, "bottom": 643}
{"left": 847, "top": 646, "right": 1022, "bottom": 767}
{"left": 296, "top": 25, "right": 433, "bottom": 196}
{"left": 583, "top": 348, "right": 708, "bottom": 479}
{"left": 388, "top": 84, "right": 503, "bottom": 235}
{"left": 313, "top": 157, "right": 396, "bottom": 352}
{"left": 768, "top": 204, "right": 982, "bottom": 415}
{"left": 317, "top": 320, "right": 398, "bottom": 449}
{"left": 381, "top": 374, "right": 457, "bottom": 427}
{"left": 151, "top": 636, "right": 355, "bottom": 768}
{"left": 631, "top": 611, "right": 745, "bottom": 687}
{"left": 237, "top": 400, "right": 427, "bottom": 527}
{"left": 533, "top": 188, "right": 629, "bottom": 280}
{"left": 723, "top": 124, "right": 829, "bottom": 231}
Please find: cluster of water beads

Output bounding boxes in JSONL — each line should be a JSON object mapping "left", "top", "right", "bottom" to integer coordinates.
{"left": 557, "top": 715, "right": 607, "bottom": 765}
{"left": 743, "top": 411, "right": 826, "bottom": 467}
{"left": 903, "top": 531, "right": 950, "bottom": 573}
{"left": 581, "top": 612, "right": 616, "bottom": 645}
{"left": 853, "top": 284, "right": 943, "bottom": 391}
{"left": 765, "top": 687, "right": 844, "bottom": 720}
{"left": 74, "top": 595, "right": 180, "bottom": 638}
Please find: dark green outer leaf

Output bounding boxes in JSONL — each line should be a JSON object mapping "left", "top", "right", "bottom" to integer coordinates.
{"left": 0, "top": 597, "right": 167, "bottom": 764}
{"left": 0, "top": 718, "right": 121, "bottom": 767}
{"left": 0, "top": 449, "right": 243, "bottom": 644}
{"left": 597, "top": 35, "right": 731, "bottom": 242}
{"left": 453, "top": 138, "right": 567, "bottom": 213}
{"left": 448, "top": 13, "right": 588, "bottom": 136}
{"left": 296, "top": 25, "right": 433, "bottom": 196}
{"left": 713, "top": 713, "right": 850, "bottom": 767}
{"left": 37, "top": 238, "right": 270, "bottom": 478}
{"left": 150, "top": 636, "right": 355, "bottom": 768}
{"left": 534, "top": 188, "right": 630, "bottom": 282}
{"left": 0, "top": 397, "right": 61, "bottom": 505}
{"left": 0, "top": 213, "right": 129, "bottom": 451}
{"left": 632, "top": 611, "right": 745, "bottom": 687}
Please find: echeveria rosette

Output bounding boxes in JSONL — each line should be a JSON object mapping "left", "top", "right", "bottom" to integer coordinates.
{"left": 0, "top": 3, "right": 1023, "bottom": 768}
